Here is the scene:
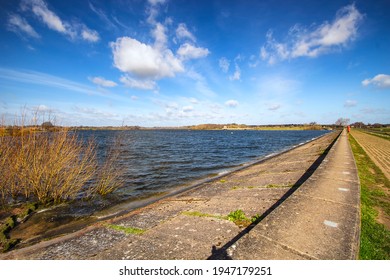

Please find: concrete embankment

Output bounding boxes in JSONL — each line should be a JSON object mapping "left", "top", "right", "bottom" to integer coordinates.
{"left": 1, "top": 129, "right": 360, "bottom": 260}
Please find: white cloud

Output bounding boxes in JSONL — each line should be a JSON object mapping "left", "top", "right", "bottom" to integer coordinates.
{"left": 146, "top": 0, "right": 166, "bottom": 24}
{"left": 362, "top": 74, "right": 390, "bottom": 88}
{"left": 36, "top": 104, "right": 50, "bottom": 112}
{"left": 81, "top": 26, "right": 100, "bottom": 42}
{"left": 186, "top": 70, "right": 217, "bottom": 97}
{"left": 152, "top": 23, "right": 168, "bottom": 49}
{"left": 261, "top": 4, "right": 363, "bottom": 64}
{"left": 344, "top": 100, "right": 357, "bottom": 108}
{"left": 229, "top": 64, "right": 241, "bottom": 81}
{"left": 182, "top": 106, "right": 194, "bottom": 112}
{"left": 188, "top": 97, "right": 199, "bottom": 104}
{"left": 268, "top": 104, "right": 281, "bottom": 111}
{"left": 177, "top": 43, "right": 210, "bottom": 60}
{"left": 176, "top": 23, "right": 196, "bottom": 42}
{"left": 219, "top": 57, "right": 230, "bottom": 73}
{"left": 0, "top": 67, "right": 96, "bottom": 95}
{"left": 148, "top": 0, "right": 166, "bottom": 5}
{"left": 131, "top": 95, "right": 139, "bottom": 101}
{"left": 120, "top": 75, "right": 156, "bottom": 90}
{"left": 111, "top": 37, "right": 184, "bottom": 79}
{"left": 7, "top": 13, "right": 40, "bottom": 38}
{"left": 24, "top": 0, "right": 68, "bottom": 34}
{"left": 21, "top": 0, "right": 99, "bottom": 42}
{"left": 111, "top": 2, "right": 209, "bottom": 91}
{"left": 89, "top": 76, "right": 117, "bottom": 87}
{"left": 225, "top": 100, "right": 239, "bottom": 108}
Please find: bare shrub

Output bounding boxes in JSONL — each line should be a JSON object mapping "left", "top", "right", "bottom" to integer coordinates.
{"left": 87, "top": 133, "right": 125, "bottom": 197}
{"left": 0, "top": 112, "right": 124, "bottom": 207}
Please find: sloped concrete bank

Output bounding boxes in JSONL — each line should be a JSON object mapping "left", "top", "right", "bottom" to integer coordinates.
{"left": 1, "top": 129, "right": 359, "bottom": 260}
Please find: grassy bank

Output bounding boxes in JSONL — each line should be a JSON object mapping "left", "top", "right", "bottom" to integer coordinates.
{"left": 348, "top": 134, "right": 390, "bottom": 259}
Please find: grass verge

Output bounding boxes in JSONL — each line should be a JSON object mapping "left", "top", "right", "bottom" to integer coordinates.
{"left": 106, "top": 224, "right": 146, "bottom": 235}
{"left": 348, "top": 134, "right": 390, "bottom": 259}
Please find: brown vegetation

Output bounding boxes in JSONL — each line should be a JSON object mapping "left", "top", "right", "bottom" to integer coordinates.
{"left": 0, "top": 114, "right": 124, "bottom": 207}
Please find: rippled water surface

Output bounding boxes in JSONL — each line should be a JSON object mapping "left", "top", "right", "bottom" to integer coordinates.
{"left": 82, "top": 129, "right": 330, "bottom": 201}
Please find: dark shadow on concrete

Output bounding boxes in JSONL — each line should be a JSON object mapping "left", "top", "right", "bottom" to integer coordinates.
{"left": 207, "top": 131, "right": 342, "bottom": 260}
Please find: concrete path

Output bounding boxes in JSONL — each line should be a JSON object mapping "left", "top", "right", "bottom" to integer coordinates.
{"left": 229, "top": 129, "right": 360, "bottom": 259}
{"left": 1, "top": 129, "right": 360, "bottom": 260}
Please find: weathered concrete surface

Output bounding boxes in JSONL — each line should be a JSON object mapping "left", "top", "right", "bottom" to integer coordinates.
{"left": 229, "top": 129, "right": 360, "bottom": 260}
{"left": 1, "top": 130, "right": 360, "bottom": 260}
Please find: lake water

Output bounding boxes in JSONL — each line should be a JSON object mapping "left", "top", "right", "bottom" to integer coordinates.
{"left": 12, "top": 129, "right": 332, "bottom": 244}
{"left": 81, "top": 129, "right": 330, "bottom": 203}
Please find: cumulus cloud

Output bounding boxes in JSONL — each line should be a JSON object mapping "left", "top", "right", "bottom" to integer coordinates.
{"left": 176, "top": 23, "right": 196, "bottom": 42}
{"left": 362, "top": 74, "right": 390, "bottom": 88}
{"left": 219, "top": 57, "right": 230, "bottom": 73}
{"left": 177, "top": 43, "right": 210, "bottom": 60}
{"left": 225, "top": 99, "right": 239, "bottom": 108}
{"left": 7, "top": 13, "right": 40, "bottom": 38}
{"left": 21, "top": 0, "right": 99, "bottom": 42}
{"left": 120, "top": 75, "right": 157, "bottom": 90}
{"left": 89, "top": 76, "right": 117, "bottom": 87}
{"left": 344, "top": 100, "right": 357, "bottom": 108}
{"left": 261, "top": 4, "right": 363, "bottom": 64}
{"left": 111, "top": 37, "right": 184, "bottom": 79}
{"left": 111, "top": 1, "right": 209, "bottom": 91}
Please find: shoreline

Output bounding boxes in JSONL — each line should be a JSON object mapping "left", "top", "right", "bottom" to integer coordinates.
{"left": 1, "top": 130, "right": 341, "bottom": 258}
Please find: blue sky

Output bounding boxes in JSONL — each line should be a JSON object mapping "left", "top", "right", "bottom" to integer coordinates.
{"left": 1, "top": 0, "right": 389, "bottom": 126}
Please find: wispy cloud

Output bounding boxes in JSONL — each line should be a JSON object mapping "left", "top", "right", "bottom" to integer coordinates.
{"left": 268, "top": 104, "right": 281, "bottom": 111}
{"left": 219, "top": 57, "right": 230, "bottom": 73}
{"left": 20, "top": 0, "right": 99, "bottom": 42}
{"left": 7, "top": 13, "right": 40, "bottom": 39}
{"left": 344, "top": 99, "right": 357, "bottom": 108}
{"left": 89, "top": 76, "right": 117, "bottom": 87}
{"left": 362, "top": 74, "right": 390, "bottom": 88}
{"left": 261, "top": 4, "right": 363, "bottom": 64}
{"left": 229, "top": 64, "right": 241, "bottom": 81}
{"left": 89, "top": 1, "right": 117, "bottom": 31}
{"left": 120, "top": 75, "right": 156, "bottom": 90}
{"left": 176, "top": 23, "right": 196, "bottom": 42}
{"left": 0, "top": 67, "right": 96, "bottom": 95}
{"left": 225, "top": 99, "right": 239, "bottom": 108}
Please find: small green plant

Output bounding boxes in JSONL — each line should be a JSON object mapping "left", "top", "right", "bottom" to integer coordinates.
{"left": 265, "top": 184, "right": 294, "bottom": 188}
{"left": 106, "top": 224, "right": 146, "bottom": 235}
{"left": 227, "top": 209, "right": 247, "bottom": 222}
{"left": 227, "top": 209, "right": 251, "bottom": 227}
{"left": 219, "top": 179, "right": 227, "bottom": 183}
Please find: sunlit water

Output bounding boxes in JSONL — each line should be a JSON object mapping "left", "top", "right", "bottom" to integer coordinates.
{"left": 87, "top": 129, "right": 329, "bottom": 201}
{"left": 13, "top": 129, "right": 331, "bottom": 244}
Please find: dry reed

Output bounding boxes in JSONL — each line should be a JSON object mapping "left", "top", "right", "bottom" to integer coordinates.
{"left": 0, "top": 112, "right": 124, "bottom": 207}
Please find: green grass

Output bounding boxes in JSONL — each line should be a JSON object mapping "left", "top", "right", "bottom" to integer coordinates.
{"left": 106, "top": 224, "right": 146, "bottom": 235}
{"left": 349, "top": 134, "right": 390, "bottom": 259}
{"left": 182, "top": 209, "right": 260, "bottom": 228}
